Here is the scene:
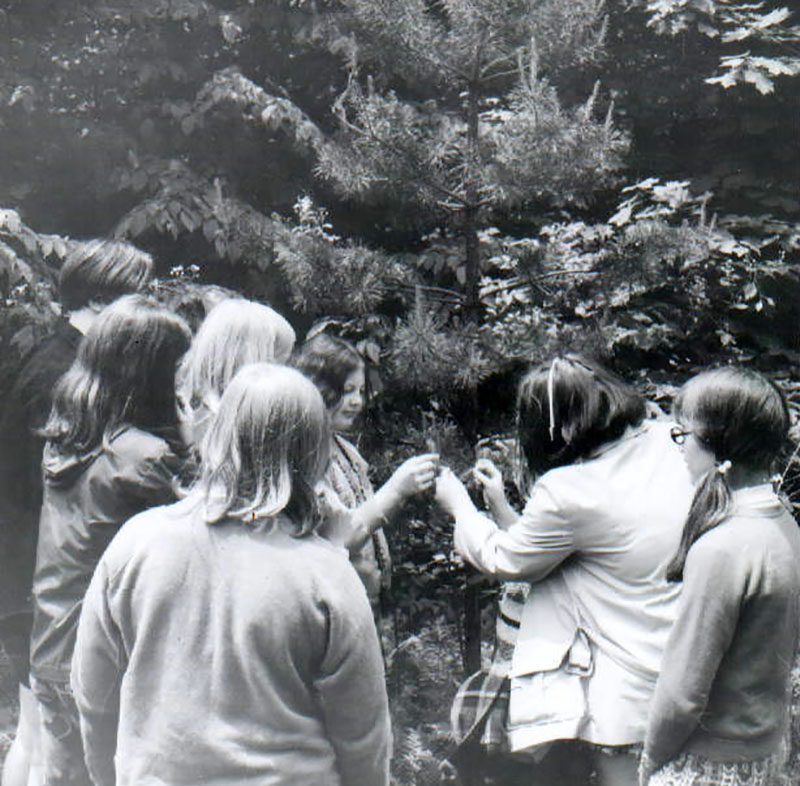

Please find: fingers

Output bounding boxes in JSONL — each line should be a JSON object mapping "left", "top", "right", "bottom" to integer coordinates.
{"left": 406, "top": 454, "right": 440, "bottom": 491}
{"left": 473, "top": 467, "right": 491, "bottom": 486}
{"left": 434, "top": 466, "right": 457, "bottom": 497}
{"left": 475, "top": 457, "right": 499, "bottom": 478}
{"left": 413, "top": 459, "right": 439, "bottom": 491}
{"left": 473, "top": 458, "right": 502, "bottom": 489}
{"left": 391, "top": 454, "right": 440, "bottom": 496}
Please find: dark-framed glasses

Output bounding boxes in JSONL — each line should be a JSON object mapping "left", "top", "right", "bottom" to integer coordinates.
{"left": 670, "top": 426, "right": 692, "bottom": 446}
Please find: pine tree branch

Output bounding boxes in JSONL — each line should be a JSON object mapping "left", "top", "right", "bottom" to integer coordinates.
{"left": 397, "top": 282, "right": 465, "bottom": 301}
{"left": 352, "top": 106, "right": 471, "bottom": 209}
{"left": 481, "top": 268, "right": 600, "bottom": 296}
{"left": 479, "top": 51, "right": 518, "bottom": 80}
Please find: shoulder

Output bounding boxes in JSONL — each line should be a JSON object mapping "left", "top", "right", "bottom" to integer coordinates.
{"left": 687, "top": 524, "right": 736, "bottom": 562}
{"left": 108, "top": 426, "right": 173, "bottom": 459}
{"left": 684, "top": 520, "right": 754, "bottom": 585}
{"left": 298, "top": 531, "right": 372, "bottom": 599}
{"left": 300, "top": 530, "right": 362, "bottom": 574}
{"left": 15, "top": 323, "right": 80, "bottom": 388}
{"left": 102, "top": 497, "right": 195, "bottom": 569}
{"left": 531, "top": 459, "right": 602, "bottom": 511}
{"left": 105, "top": 426, "right": 181, "bottom": 478}
{"left": 694, "top": 504, "right": 800, "bottom": 568}
{"left": 527, "top": 419, "right": 689, "bottom": 515}
{"left": 5, "top": 324, "right": 81, "bottom": 425}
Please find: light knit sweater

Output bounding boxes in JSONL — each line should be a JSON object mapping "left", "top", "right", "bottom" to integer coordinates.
{"left": 645, "top": 484, "right": 800, "bottom": 770}
{"left": 72, "top": 495, "right": 391, "bottom": 786}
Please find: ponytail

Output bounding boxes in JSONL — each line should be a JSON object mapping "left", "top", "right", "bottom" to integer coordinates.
{"left": 668, "top": 366, "right": 788, "bottom": 581}
{"left": 667, "top": 463, "right": 733, "bottom": 581}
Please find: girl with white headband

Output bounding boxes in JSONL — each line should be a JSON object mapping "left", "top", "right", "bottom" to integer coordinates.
{"left": 641, "top": 367, "right": 800, "bottom": 786}
{"left": 435, "top": 354, "right": 694, "bottom": 786}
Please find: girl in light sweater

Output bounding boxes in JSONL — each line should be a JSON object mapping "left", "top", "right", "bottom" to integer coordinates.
{"left": 641, "top": 367, "right": 800, "bottom": 786}
{"left": 72, "top": 364, "right": 391, "bottom": 786}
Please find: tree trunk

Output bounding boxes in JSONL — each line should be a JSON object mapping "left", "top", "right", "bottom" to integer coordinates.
{"left": 460, "top": 78, "right": 483, "bottom": 674}
{"left": 462, "top": 571, "right": 482, "bottom": 674}
{"left": 462, "top": 80, "right": 482, "bottom": 324}
{"left": 463, "top": 207, "right": 481, "bottom": 323}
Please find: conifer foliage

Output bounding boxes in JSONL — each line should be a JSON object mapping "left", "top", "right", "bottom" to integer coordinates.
{"left": 316, "top": 0, "right": 627, "bottom": 318}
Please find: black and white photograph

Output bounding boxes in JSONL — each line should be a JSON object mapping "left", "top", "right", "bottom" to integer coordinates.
{"left": 1, "top": 1, "right": 799, "bottom": 784}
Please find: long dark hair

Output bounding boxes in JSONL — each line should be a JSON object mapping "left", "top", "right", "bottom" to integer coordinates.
{"left": 44, "top": 294, "right": 191, "bottom": 454}
{"left": 294, "top": 333, "right": 364, "bottom": 410}
{"left": 516, "top": 354, "right": 646, "bottom": 484}
{"left": 666, "top": 366, "right": 789, "bottom": 580}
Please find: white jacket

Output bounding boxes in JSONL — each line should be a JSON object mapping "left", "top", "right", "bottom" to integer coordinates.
{"left": 456, "top": 420, "right": 694, "bottom": 749}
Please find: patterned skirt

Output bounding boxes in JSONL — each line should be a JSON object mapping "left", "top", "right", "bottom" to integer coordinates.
{"left": 649, "top": 751, "right": 782, "bottom": 786}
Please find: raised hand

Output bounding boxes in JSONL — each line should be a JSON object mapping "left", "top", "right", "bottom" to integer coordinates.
{"left": 387, "top": 453, "right": 440, "bottom": 498}
{"left": 473, "top": 458, "right": 507, "bottom": 511}
{"left": 434, "top": 467, "right": 473, "bottom": 518}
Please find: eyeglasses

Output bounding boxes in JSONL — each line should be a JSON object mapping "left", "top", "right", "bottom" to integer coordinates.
{"left": 670, "top": 426, "right": 692, "bottom": 446}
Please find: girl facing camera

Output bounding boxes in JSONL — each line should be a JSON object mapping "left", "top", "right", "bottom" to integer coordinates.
{"left": 29, "top": 294, "right": 191, "bottom": 786}
{"left": 72, "top": 364, "right": 391, "bottom": 786}
{"left": 436, "top": 354, "right": 694, "bottom": 786}
{"left": 641, "top": 367, "right": 800, "bottom": 786}
{"left": 295, "top": 333, "right": 438, "bottom": 608}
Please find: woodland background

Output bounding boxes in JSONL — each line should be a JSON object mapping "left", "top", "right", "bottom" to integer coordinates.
{"left": 0, "top": 1, "right": 800, "bottom": 783}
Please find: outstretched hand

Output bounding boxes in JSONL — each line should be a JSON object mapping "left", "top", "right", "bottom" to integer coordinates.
{"left": 388, "top": 453, "right": 440, "bottom": 498}
{"left": 435, "top": 467, "right": 474, "bottom": 518}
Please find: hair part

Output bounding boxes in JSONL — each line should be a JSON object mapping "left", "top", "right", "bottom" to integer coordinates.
{"left": 666, "top": 366, "right": 789, "bottom": 580}
{"left": 176, "top": 298, "right": 296, "bottom": 415}
{"left": 59, "top": 239, "right": 154, "bottom": 311}
{"left": 198, "top": 363, "right": 329, "bottom": 533}
{"left": 44, "top": 294, "right": 192, "bottom": 454}
{"left": 294, "top": 333, "right": 364, "bottom": 410}
{"left": 516, "top": 354, "right": 646, "bottom": 482}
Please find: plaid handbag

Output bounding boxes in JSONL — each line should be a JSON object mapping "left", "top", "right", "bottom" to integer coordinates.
{"left": 451, "top": 665, "right": 511, "bottom": 757}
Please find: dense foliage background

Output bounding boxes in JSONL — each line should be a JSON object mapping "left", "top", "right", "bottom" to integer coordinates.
{"left": 1, "top": 1, "right": 800, "bottom": 783}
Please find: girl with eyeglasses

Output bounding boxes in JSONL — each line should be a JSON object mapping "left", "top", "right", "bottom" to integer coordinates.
{"left": 435, "top": 354, "right": 694, "bottom": 786}
{"left": 640, "top": 367, "right": 800, "bottom": 786}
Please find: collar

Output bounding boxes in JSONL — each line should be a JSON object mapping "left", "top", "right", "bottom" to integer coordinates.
{"left": 584, "top": 421, "right": 649, "bottom": 461}
{"left": 730, "top": 483, "right": 786, "bottom": 517}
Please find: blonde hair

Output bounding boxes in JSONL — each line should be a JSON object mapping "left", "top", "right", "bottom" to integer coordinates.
{"left": 198, "top": 363, "right": 329, "bottom": 533}
{"left": 177, "top": 299, "right": 296, "bottom": 433}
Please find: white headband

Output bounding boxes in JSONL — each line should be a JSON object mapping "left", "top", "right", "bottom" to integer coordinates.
{"left": 547, "top": 359, "right": 560, "bottom": 441}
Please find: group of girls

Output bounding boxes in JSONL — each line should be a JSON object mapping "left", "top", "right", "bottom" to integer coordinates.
{"left": 437, "top": 356, "right": 800, "bottom": 786}
{"left": 2, "top": 262, "right": 798, "bottom": 786}
{"left": 15, "top": 287, "right": 437, "bottom": 786}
